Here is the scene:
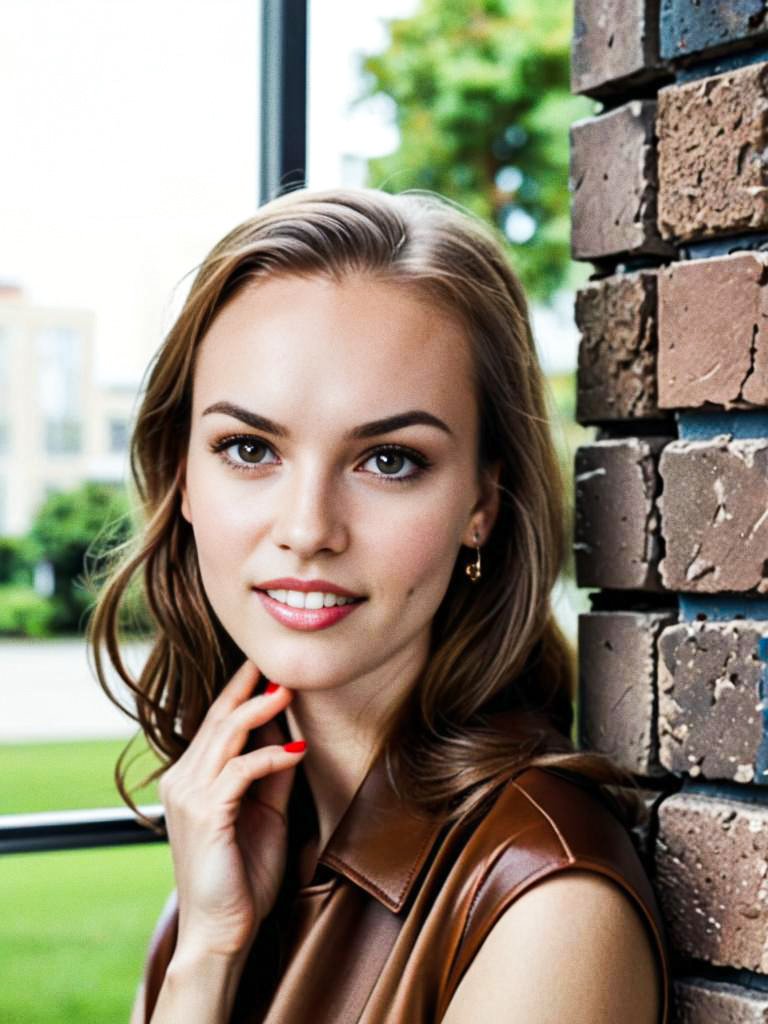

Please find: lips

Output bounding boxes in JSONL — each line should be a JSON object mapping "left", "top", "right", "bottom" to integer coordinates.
{"left": 253, "top": 578, "right": 364, "bottom": 599}
{"left": 255, "top": 589, "right": 365, "bottom": 631}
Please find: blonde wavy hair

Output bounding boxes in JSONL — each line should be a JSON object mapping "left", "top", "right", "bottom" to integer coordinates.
{"left": 86, "top": 187, "right": 646, "bottom": 836}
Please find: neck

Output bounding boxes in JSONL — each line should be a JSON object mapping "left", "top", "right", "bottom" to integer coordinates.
{"left": 282, "top": 640, "right": 427, "bottom": 857}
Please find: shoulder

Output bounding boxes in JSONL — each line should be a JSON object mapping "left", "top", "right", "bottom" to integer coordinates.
{"left": 435, "top": 766, "right": 669, "bottom": 1022}
{"left": 457, "top": 764, "right": 647, "bottom": 894}
{"left": 440, "top": 867, "right": 661, "bottom": 1024}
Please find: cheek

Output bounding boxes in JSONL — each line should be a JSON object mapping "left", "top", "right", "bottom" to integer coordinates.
{"left": 363, "top": 512, "right": 459, "bottom": 601}
{"left": 184, "top": 478, "right": 259, "bottom": 579}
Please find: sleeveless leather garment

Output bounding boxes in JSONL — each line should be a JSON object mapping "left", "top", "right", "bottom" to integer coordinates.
{"left": 142, "top": 711, "right": 671, "bottom": 1023}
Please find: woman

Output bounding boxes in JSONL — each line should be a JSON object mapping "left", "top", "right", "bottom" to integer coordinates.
{"left": 88, "top": 187, "right": 670, "bottom": 1023}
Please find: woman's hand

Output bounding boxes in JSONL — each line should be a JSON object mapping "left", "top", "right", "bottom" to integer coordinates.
{"left": 157, "top": 659, "right": 307, "bottom": 958}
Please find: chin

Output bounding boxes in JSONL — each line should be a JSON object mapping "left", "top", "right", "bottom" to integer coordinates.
{"left": 232, "top": 643, "right": 352, "bottom": 691}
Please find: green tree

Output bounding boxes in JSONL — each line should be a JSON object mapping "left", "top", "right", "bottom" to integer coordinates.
{"left": 27, "top": 481, "right": 135, "bottom": 633}
{"left": 359, "top": 0, "right": 592, "bottom": 303}
{"left": 0, "top": 535, "right": 36, "bottom": 585}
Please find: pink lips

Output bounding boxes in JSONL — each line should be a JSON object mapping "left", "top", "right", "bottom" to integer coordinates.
{"left": 254, "top": 589, "right": 365, "bottom": 632}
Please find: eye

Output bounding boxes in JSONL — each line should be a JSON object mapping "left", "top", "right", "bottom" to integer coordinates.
{"left": 210, "top": 435, "right": 278, "bottom": 471}
{"left": 359, "top": 444, "right": 430, "bottom": 484}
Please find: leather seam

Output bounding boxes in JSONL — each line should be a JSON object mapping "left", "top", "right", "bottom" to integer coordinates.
{"left": 510, "top": 778, "right": 575, "bottom": 862}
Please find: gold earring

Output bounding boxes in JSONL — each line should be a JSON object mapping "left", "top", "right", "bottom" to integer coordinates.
{"left": 465, "top": 530, "right": 482, "bottom": 582}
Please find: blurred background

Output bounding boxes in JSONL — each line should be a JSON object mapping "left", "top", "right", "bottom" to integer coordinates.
{"left": 0, "top": 0, "right": 596, "bottom": 1018}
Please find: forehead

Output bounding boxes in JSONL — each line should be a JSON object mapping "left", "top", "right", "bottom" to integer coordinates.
{"left": 192, "top": 274, "right": 477, "bottom": 427}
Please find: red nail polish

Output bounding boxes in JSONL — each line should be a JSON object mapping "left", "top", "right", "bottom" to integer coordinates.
{"left": 266, "top": 682, "right": 280, "bottom": 693}
{"left": 283, "top": 740, "right": 307, "bottom": 753}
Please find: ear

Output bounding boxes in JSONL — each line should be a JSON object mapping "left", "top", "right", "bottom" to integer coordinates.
{"left": 179, "top": 454, "right": 192, "bottom": 524}
{"left": 463, "top": 459, "right": 501, "bottom": 547}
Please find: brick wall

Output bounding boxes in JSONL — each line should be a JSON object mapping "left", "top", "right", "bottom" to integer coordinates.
{"left": 571, "top": 2, "right": 768, "bottom": 1018}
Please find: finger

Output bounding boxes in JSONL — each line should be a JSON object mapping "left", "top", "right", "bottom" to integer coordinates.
{"left": 196, "top": 687, "right": 294, "bottom": 780}
{"left": 208, "top": 659, "right": 263, "bottom": 719}
{"left": 252, "top": 752, "right": 298, "bottom": 822}
{"left": 253, "top": 713, "right": 290, "bottom": 750}
{"left": 190, "top": 660, "right": 265, "bottom": 754}
{"left": 214, "top": 743, "right": 307, "bottom": 813}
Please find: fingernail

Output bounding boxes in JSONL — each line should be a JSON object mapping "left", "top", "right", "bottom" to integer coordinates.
{"left": 283, "top": 740, "right": 307, "bottom": 753}
{"left": 266, "top": 682, "right": 280, "bottom": 693}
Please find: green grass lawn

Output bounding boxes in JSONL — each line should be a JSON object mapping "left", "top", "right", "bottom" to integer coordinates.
{"left": 0, "top": 736, "right": 162, "bottom": 814}
{"left": 1, "top": 738, "right": 173, "bottom": 1022}
{"left": 1, "top": 844, "right": 174, "bottom": 1023}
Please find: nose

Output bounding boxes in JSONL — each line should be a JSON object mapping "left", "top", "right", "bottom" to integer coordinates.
{"left": 271, "top": 459, "right": 348, "bottom": 559}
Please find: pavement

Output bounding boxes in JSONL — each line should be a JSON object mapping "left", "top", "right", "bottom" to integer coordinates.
{"left": 0, "top": 637, "right": 147, "bottom": 742}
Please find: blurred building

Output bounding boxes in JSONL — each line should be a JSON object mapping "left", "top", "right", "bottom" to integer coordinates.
{"left": 0, "top": 284, "right": 139, "bottom": 535}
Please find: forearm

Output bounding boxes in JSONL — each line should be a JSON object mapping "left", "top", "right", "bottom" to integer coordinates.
{"left": 148, "top": 943, "right": 250, "bottom": 1024}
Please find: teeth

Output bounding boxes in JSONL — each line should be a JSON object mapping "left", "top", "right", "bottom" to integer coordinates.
{"left": 265, "top": 589, "right": 357, "bottom": 609}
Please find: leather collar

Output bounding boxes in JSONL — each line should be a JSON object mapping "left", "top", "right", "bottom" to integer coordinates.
{"left": 313, "top": 709, "right": 568, "bottom": 914}
{"left": 317, "top": 746, "right": 445, "bottom": 914}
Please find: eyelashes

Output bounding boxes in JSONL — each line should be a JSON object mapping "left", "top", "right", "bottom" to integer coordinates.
{"left": 208, "top": 433, "right": 433, "bottom": 485}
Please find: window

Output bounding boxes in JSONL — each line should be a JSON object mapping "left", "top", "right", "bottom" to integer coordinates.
{"left": 0, "top": 329, "right": 8, "bottom": 455}
{"left": 37, "top": 326, "right": 83, "bottom": 455}
{"left": 107, "top": 417, "right": 129, "bottom": 454}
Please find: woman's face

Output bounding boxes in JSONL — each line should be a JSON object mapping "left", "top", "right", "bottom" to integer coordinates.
{"left": 181, "top": 273, "right": 499, "bottom": 697}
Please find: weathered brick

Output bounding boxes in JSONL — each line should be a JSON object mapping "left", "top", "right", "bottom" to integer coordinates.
{"left": 658, "top": 439, "right": 768, "bottom": 593}
{"left": 576, "top": 269, "right": 660, "bottom": 423}
{"left": 658, "top": 620, "right": 768, "bottom": 783}
{"left": 656, "top": 792, "right": 768, "bottom": 971}
{"left": 658, "top": 252, "right": 768, "bottom": 410}
{"left": 657, "top": 61, "right": 768, "bottom": 242}
{"left": 660, "top": 0, "right": 768, "bottom": 63}
{"left": 674, "top": 976, "right": 768, "bottom": 1023}
{"left": 572, "top": 0, "right": 671, "bottom": 99}
{"left": 570, "top": 100, "right": 674, "bottom": 261}
{"left": 579, "top": 610, "right": 677, "bottom": 775}
{"left": 574, "top": 438, "right": 668, "bottom": 590}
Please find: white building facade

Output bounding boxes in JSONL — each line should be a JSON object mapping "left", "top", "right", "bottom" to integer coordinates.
{"left": 0, "top": 285, "right": 139, "bottom": 535}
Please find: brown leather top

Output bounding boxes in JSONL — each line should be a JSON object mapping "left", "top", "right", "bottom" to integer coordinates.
{"left": 143, "top": 714, "right": 671, "bottom": 1023}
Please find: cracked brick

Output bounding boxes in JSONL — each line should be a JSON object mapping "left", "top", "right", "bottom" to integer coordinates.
{"left": 658, "top": 619, "right": 768, "bottom": 782}
{"left": 658, "top": 252, "right": 768, "bottom": 409}
{"left": 576, "top": 269, "right": 661, "bottom": 423}
{"left": 657, "top": 61, "right": 768, "bottom": 242}
{"left": 572, "top": 0, "right": 672, "bottom": 99}
{"left": 574, "top": 438, "right": 669, "bottom": 590}
{"left": 579, "top": 610, "right": 677, "bottom": 775}
{"left": 656, "top": 792, "right": 768, "bottom": 972}
{"left": 570, "top": 100, "right": 675, "bottom": 261}
{"left": 658, "top": 439, "right": 768, "bottom": 593}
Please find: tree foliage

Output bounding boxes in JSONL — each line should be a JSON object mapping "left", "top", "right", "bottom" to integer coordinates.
{"left": 27, "top": 481, "right": 135, "bottom": 633}
{"left": 359, "top": 0, "right": 592, "bottom": 303}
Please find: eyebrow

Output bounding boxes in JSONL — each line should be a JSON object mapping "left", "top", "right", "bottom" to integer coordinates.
{"left": 201, "top": 401, "right": 454, "bottom": 440}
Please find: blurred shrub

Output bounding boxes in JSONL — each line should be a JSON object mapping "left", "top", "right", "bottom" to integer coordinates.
{"left": 0, "top": 584, "right": 56, "bottom": 637}
{"left": 26, "top": 481, "right": 141, "bottom": 634}
{"left": 0, "top": 535, "right": 36, "bottom": 585}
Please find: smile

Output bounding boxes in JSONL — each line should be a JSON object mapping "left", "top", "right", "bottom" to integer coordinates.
{"left": 254, "top": 589, "right": 366, "bottom": 631}
{"left": 264, "top": 589, "right": 359, "bottom": 609}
